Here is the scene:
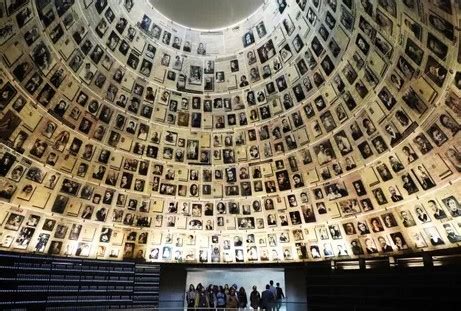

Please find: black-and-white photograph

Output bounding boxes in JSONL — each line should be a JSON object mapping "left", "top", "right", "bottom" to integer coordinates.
{"left": 189, "top": 65, "right": 202, "bottom": 85}
{"left": 243, "top": 31, "right": 255, "bottom": 47}
{"left": 257, "top": 39, "right": 276, "bottom": 64}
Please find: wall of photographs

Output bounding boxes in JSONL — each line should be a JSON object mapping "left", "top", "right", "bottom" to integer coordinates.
{"left": 0, "top": 0, "right": 460, "bottom": 264}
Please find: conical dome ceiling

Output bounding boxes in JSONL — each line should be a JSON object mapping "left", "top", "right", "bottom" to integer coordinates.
{"left": 0, "top": 0, "right": 460, "bottom": 263}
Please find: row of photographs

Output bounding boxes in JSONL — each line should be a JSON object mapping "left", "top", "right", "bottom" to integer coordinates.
{"left": 2, "top": 79, "right": 459, "bottom": 211}
{"left": 0, "top": 134, "right": 458, "bottom": 204}
{"left": 2, "top": 185, "right": 461, "bottom": 233}
{"left": 1, "top": 195, "right": 460, "bottom": 262}
{"left": 0, "top": 67, "right": 457, "bottom": 176}
{"left": 0, "top": 129, "right": 460, "bottom": 231}
{"left": 1, "top": 43, "right": 459, "bottom": 174}
{"left": 0, "top": 102, "right": 460, "bottom": 208}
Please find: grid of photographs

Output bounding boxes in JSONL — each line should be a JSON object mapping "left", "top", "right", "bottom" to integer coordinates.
{"left": 0, "top": 0, "right": 460, "bottom": 263}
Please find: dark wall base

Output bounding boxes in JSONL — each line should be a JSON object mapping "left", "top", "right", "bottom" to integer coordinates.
{"left": 159, "top": 265, "right": 187, "bottom": 310}
{"left": 303, "top": 253, "right": 461, "bottom": 311}
{"left": 0, "top": 251, "right": 160, "bottom": 310}
{"left": 2, "top": 249, "right": 461, "bottom": 310}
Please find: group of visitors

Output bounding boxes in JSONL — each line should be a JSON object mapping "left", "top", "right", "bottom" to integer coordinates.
{"left": 186, "top": 280, "right": 285, "bottom": 310}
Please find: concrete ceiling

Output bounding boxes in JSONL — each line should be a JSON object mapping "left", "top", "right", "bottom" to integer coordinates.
{"left": 149, "top": 0, "right": 264, "bottom": 30}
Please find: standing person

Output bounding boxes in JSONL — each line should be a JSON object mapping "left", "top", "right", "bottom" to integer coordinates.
{"left": 186, "top": 284, "right": 196, "bottom": 310}
{"left": 195, "top": 287, "right": 209, "bottom": 311}
{"left": 250, "top": 285, "right": 261, "bottom": 310}
{"left": 261, "top": 284, "right": 275, "bottom": 310}
{"left": 210, "top": 285, "right": 218, "bottom": 309}
{"left": 275, "top": 283, "right": 285, "bottom": 311}
{"left": 269, "top": 280, "right": 277, "bottom": 299}
{"left": 205, "top": 284, "right": 214, "bottom": 309}
{"left": 238, "top": 287, "right": 248, "bottom": 309}
{"left": 227, "top": 287, "right": 239, "bottom": 309}
{"left": 216, "top": 286, "right": 227, "bottom": 310}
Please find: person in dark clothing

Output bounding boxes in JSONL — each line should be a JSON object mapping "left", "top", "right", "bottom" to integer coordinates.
{"left": 275, "top": 282, "right": 285, "bottom": 310}
{"left": 261, "top": 284, "right": 275, "bottom": 310}
{"left": 186, "top": 284, "right": 196, "bottom": 310}
{"left": 269, "top": 280, "right": 277, "bottom": 298}
{"left": 207, "top": 284, "right": 216, "bottom": 309}
{"left": 250, "top": 286, "right": 261, "bottom": 310}
{"left": 238, "top": 286, "right": 248, "bottom": 308}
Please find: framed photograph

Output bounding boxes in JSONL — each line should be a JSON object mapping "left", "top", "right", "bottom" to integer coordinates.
{"left": 424, "top": 226, "right": 445, "bottom": 246}
{"left": 428, "top": 13, "right": 454, "bottom": 41}
{"left": 0, "top": 21, "right": 14, "bottom": 46}
{"left": 4, "top": 213, "right": 24, "bottom": 231}
{"left": 13, "top": 227, "right": 35, "bottom": 249}
{"left": 257, "top": 40, "right": 276, "bottom": 64}
{"left": 427, "top": 32, "right": 448, "bottom": 60}
{"left": 243, "top": 31, "right": 255, "bottom": 47}
{"left": 256, "top": 21, "right": 267, "bottom": 38}
{"left": 425, "top": 55, "right": 447, "bottom": 87}
{"left": 442, "top": 196, "right": 461, "bottom": 218}
{"left": 189, "top": 65, "right": 202, "bottom": 85}
{"left": 279, "top": 44, "right": 293, "bottom": 63}
{"left": 405, "top": 37, "right": 424, "bottom": 65}
{"left": 314, "top": 139, "right": 336, "bottom": 165}
{"left": 0, "top": 82, "right": 17, "bottom": 111}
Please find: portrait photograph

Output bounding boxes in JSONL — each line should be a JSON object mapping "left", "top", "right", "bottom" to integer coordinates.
{"left": 314, "top": 139, "right": 336, "bottom": 165}
{"left": 0, "top": 82, "right": 17, "bottom": 110}
{"left": 425, "top": 55, "right": 447, "bottom": 87}
{"left": 256, "top": 21, "right": 267, "bottom": 38}
{"left": 404, "top": 38, "right": 424, "bottom": 66}
{"left": 4, "top": 213, "right": 24, "bottom": 231}
{"left": 242, "top": 31, "right": 255, "bottom": 47}
{"left": 13, "top": 227, "right": 35, "bottom": 249}
{"left": 257, "top": 39, "right": 276, "bottom": 64}
{"left": 189, "top": 65, "right": 202, "bottom": 85}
